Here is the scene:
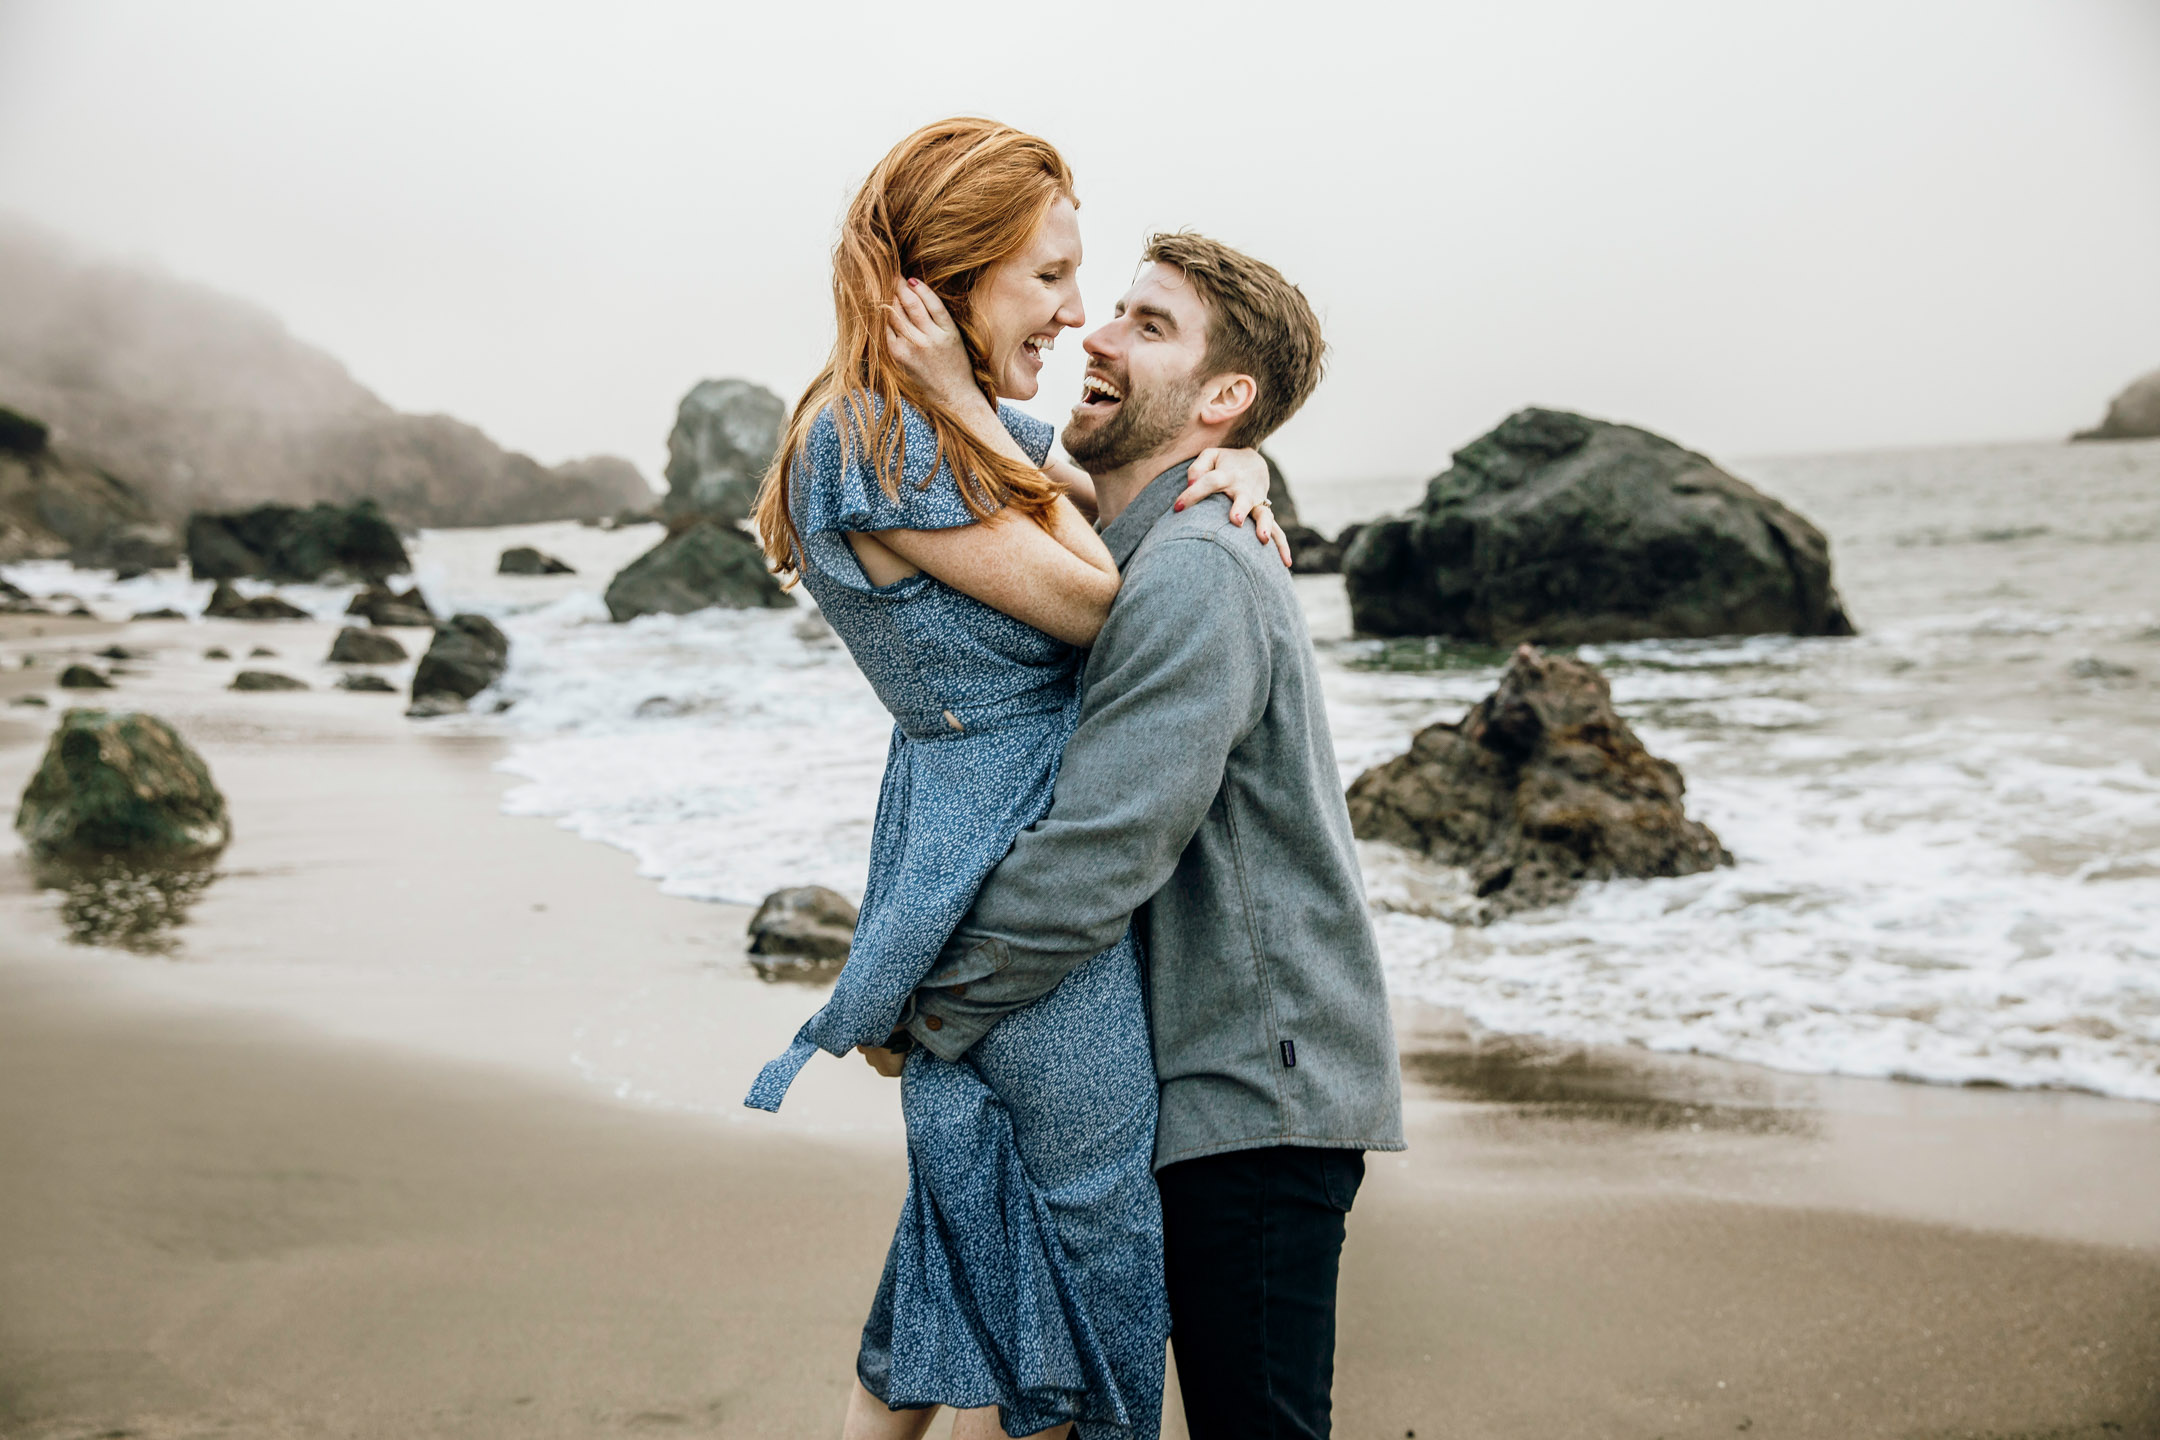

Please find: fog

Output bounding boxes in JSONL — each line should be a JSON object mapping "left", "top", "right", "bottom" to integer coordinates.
{"left": 2, "top": 0, "right": 2156, "bottom": 488}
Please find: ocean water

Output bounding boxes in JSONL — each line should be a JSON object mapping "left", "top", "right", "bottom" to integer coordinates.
{"left": 7, "top": 437, "right": 2156, "bottom": 1102}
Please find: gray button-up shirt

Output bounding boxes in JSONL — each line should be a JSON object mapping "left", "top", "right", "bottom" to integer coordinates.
{"left": 905, "top": 461, "right": 1406, "bottom": 1169}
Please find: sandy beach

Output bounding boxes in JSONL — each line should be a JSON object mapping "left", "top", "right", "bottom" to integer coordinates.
{"left": 4, "top": 608, "right": 2158, "bottom": 1440}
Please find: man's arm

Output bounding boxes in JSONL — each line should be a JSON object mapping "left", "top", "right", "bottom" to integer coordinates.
{"left": 903, "top": 535, "right": 1272, "bottom": 1059}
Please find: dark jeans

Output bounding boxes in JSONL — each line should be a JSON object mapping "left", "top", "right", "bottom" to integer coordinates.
{"left": 1156, "top": 1144, "right": 1365, "bottom": 1440}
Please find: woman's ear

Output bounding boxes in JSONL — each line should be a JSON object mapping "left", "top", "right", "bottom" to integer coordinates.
{"left": 1198, "top": 374, "right": 1258, "bottom": 431}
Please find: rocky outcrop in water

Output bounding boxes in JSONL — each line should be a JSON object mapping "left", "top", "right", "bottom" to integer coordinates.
{"left": 604, "top": 521, "right": 792, "bottom": 621}
{"left": 14, "top": 708, "right": 231, "bottom": 863}
{"left": 203, "top": 581, "right": 309, "bottom": 621}
{"left": 662, "top": 380, "right": 786, "bottom": 526}
{"left": 748, "top": 885, "right": 859, "bottom": 961}
{"left": 0, "top": 403, "right": 172, "bottom": 568}
{"left": 1343, "top": 409, "right": 1855, "bottom": 643}
{"left": 347, "top": 583, "right": 434, "bottom": 628}
{"left": 407, "top": 614, "right": 510, "bottom": 716}
{"left": 498, "top": 545, "right": 574, "bottom": 575}
{"left": 1346, "top": 645, "right": 1731, "bottom": 916}
{"left": 2073, "top": 368, "right": 2160, "bottom": 442}
{"left": 0, "top": 220, "right": 654, "bottom": 527}
{"left": 186, "top": 500, "right": 407, "bottom": 582}
{"left": 328, "top": 627, "right": 408, "bottom": 664}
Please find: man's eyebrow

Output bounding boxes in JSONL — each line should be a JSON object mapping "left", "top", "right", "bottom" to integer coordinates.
{"left": 1129, "top": 302, "right": 1179, "bottom": 333}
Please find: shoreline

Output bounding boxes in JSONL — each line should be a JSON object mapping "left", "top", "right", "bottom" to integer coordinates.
{"left": 3, "top": 602, "right": 2160, "bottom": 1437}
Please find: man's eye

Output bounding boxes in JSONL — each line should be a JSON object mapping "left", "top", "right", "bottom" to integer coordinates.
{"left": 1143, "top": 323, "right": 1161, "bottom": 337}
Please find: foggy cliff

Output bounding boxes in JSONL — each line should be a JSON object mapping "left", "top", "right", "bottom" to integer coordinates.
{"left": 0, "top": 218, "right": 656, "bottom": 527}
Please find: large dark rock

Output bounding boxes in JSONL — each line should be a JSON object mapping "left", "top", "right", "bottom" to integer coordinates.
{"left": 407, "top": 614, "right": 509, "bottom": 716}
{"left": 1259, "top": 449, "right": 1352, "bottom": 576}
{"left": 1343, "top": 409, "right": 1855, "bottom": 643}
{"left": 2073, "top": 367, "right": 2160, "bottom": 441}
{"left": 203, "top": 580, "right": 309, "bottom": 620}
{"left": 604, "top": 520, "right": 792, "bottom": 622}
{"left": 662, "top": 379, "right": 786, "bottom": 526}
{"left": 14, "top": 708, "right": 231, "bottom": 862}
{"left": 327, "top": 627, "right": 408, "bottom": 664}
{"left": 747, "top": 885, "right": 859, "bottom": 961}
{"left": 498, "top": 545, "right": 575, "bottom": 575}
{"left": 1347, "top": 645, "right": 1731, "bottom": 917}
{"left": 347, "top": 582, "right": 435, "bottom": 628}
{"left": 185, "top": 500, "right": 408, "bottom": 582}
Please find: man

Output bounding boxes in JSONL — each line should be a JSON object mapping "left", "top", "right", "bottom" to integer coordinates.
{"left": 889, "top": 232, "right": 1405, "bottom": 1438}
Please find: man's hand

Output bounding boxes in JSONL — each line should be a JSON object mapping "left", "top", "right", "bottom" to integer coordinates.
{"left": 857, "top": 1044, "right": 907, "bottom": 1079}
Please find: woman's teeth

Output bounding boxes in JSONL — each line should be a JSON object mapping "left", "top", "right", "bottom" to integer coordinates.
{"left": 1022, "top": 334, "right": 1055, "bottom": 359}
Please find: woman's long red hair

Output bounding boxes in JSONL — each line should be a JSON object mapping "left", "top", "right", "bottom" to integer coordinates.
{"left": 754, "top": 118, "right": 1075, "bottom": 581}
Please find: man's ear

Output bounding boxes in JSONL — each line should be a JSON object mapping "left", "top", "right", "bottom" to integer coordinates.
{"left": 1196, "top": 373, "right": 1257, "bottom": 432}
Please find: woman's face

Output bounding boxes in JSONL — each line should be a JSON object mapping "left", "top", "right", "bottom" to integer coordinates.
{"left": 969, "top": 195, "right": 1085, "bottom": 401}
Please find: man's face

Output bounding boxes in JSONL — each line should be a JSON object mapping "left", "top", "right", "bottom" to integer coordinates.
{"left": 1062, "top": 262, "right": 1211, "bottom": 474}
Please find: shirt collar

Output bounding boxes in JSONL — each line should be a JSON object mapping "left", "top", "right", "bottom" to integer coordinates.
{"left": 1098, "top": 459, "right": 1195, "bottom": 572}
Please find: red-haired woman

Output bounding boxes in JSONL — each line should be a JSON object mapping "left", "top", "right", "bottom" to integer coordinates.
{"left": 744, "top": 119, "right": 1281, "bottom": 1440}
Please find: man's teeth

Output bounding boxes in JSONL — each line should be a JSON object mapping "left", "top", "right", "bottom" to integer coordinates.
{"left": 1082, "top": 374, "right": 1123, "bottom": 402}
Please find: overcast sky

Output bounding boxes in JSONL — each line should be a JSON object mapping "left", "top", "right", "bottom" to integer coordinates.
{"left": 2, "top": 0, "right": 2156, "bottom": 492}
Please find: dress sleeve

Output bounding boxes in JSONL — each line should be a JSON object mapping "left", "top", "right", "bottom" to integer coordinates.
{"left": 997, "top": 403, "right": 1056, "bottom": 467}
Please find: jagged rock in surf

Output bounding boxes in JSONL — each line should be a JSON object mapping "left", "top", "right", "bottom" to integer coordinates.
{"left": 203, "top": 580, "right": 309, "bottom": 621}
{"left": 327, "top": 627, "right": 408, "bottom": 664}
{"left": 662, "top": 379, "right": 786, "bottom": 527}
{"left": 2073, "top": 367, "right": 2160, "bottom": 441}
{"left": 1343, "top": 408, "right": 1856, "bottom": 643}
{"left": 498, "top": 545, "right": 575, "bottom": 575}
{"left": 604, "top": 520, "right": 792, "bottom": 622}
{"left": 748, "top": 885, "right": 859, "bottom": 963}
{"left": 407, "top": 613, "right": 509, "bottom": 716}
{"left": 14, "top": 707, "right": 230, "bottom": 863}
{"left": 1346, "top": 645, "right": 1731, "bottom": 917}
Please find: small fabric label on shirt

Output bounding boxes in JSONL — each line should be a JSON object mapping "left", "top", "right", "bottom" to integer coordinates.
{"left": 1280, "top": 1038, "right": 1297, "bottom": 1069}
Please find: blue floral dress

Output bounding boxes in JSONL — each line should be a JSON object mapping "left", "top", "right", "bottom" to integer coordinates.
{"left": 744, "top": 398, "right": 1166, "bottom": 1439}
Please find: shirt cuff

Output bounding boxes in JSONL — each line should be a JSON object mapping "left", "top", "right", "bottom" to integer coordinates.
{"left": 903, "top": 990, "right": 998, "bottom": 1060}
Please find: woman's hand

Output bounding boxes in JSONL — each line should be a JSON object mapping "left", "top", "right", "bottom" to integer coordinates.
{"left": 887, "top": 278, "right": 989, "bottom": 419}
{"left": 1177, "top": 448, "right": 1293, "bottom": 568}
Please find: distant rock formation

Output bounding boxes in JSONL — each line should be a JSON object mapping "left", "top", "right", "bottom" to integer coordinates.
{"left": 0, "top": 403, "right": 175, "bottom": 567}
{"left": 663, "top": 379, "right": 786, "bottom": 526}
{"left": 604, "top": 521, "right": 793, "bottom": 621}
{"left": 14, "top": 709, "right": 231, "bottom": 863}
{"left": 187, "top": 500, "right": 409, "bottom": 582}
{"left": 2073, "top": 368, "right": 2160, "bottom": 441}
{"left": 1344, "top": 408, "right": 1855, "bottom": 643}
{"left": 498, "top": 545, "right": 574, "bottom": 575}
{"left": 1347, "top": 645, "right": 1731, "bottom": 916}
{"left": 408, "top": 614, "right": 510, "bottom": 716}
{"left": 0, "top": 218, "right": 656, "bottom": 527}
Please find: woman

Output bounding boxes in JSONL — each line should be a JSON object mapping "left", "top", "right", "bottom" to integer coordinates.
{"left": 743, "top": 118, "right": 1283, "bottom": 1440}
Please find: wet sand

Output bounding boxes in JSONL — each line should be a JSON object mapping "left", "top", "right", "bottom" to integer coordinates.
{"left": 3, "top": 610, "right": 2160, "bottom": 1439}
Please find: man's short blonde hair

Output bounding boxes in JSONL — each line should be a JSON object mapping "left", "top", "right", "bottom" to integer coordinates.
{"left": 1143, "top": 231, "right": 1327, "bottom": 449}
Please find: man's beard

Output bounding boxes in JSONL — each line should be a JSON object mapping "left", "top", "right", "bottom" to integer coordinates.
{"left": 1061, "top": 371, "right": 1202, "bottom": 475}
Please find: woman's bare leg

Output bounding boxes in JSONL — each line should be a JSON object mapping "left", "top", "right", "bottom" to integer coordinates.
{"left": 842, "top": 1378, "right": 938, "bottom": 1440}
{"left": 950, "top": 1406, "right": 1071, "bottom": 1440}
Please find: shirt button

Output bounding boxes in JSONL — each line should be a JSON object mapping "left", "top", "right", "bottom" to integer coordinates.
{"left": 925, "top": 1015, "right": 944, "bottom": 1032}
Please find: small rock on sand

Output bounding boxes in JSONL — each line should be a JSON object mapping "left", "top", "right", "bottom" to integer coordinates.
{"left": 336, "top": 673, "right": 398, "bottom": 693}
{"left": 747, "top": 885, "right": 859, "bottom": 961}
{"left": 229, "top": 670, "right": 307, "bottom": 691}
{"left": 58, "top": 664, "right": 111, "bottom": 689}
{"left": 498, "top": 546, "right": 576, "bottom": 576}
{"left": 328, "top": 627, "right": 409, "bottom": 664}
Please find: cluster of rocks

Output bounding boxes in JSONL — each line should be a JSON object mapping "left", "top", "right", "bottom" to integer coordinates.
{"left": 348, "top": 583, "right": 434, "bottom": 627}
{"left": 203, "top": 580, "right": 309, "bottom": 621}
{"left": 1347, "top": 645, "right": 1731, "bottom": 916}
{"left": 1342, "top": 409, "right": 1855, "bottom": 644}
{"left": 186, "top": 500, "right": 408, "bottom": 583}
